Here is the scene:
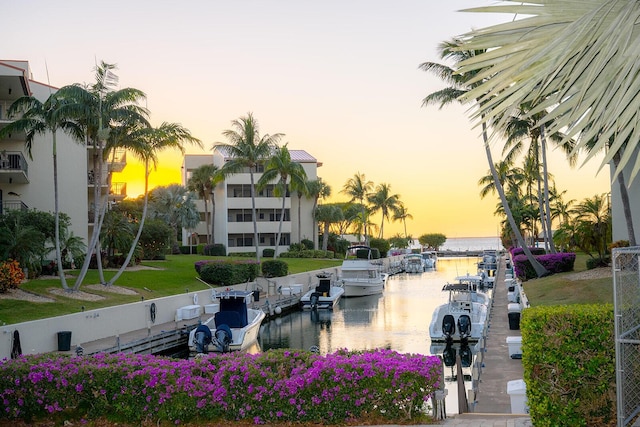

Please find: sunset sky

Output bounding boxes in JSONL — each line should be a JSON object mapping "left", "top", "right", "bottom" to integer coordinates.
{"left": 5, "top": 1, "right": 611, "bottom": 238}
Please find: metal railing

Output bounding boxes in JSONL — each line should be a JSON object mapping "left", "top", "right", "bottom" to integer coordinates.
{"left": 613, "top": 247, "right": 640, "bottom": 427}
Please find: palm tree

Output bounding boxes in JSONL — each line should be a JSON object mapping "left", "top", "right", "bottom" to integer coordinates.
{"left": 367, "top": 183, "right": 400, "bottom": 239}
{"left": 257, "top": 144, "right": 308, "bottom": 257}
{"left": 305, "top": 178, "right": 331, "bottom": 248}
{"left": 187, "top": 164, "right": 221, "bottom": 245}
{"left": 478, "top": 160, "right": 524, "bottom": 200}
{"left": 215, "top": 113, "right": 284, "bottom": 262}
{"left": 148, "top": 184, "right": 200, "bottom": 251}
{"left": 421, "top": 38, "right": 549, "bottom": 277}
{"left": 57, "top": 61, "right": 149, "bottom": 290}
{"left": 392, "top": 202, "right": 413, "bottom": 239}
{"left": 0, "top": 91, "right": 84, "bottom": 289}
{"left": 573, "top": 193, "right": 611, "bottom": 262}
{"left": 105, "top": 122, "right": 202, "bottom": 287}
{"left": 315, "top": 204, "right": 344, "bottom": 251}
{"left": 341, "top": 173, "right": 373, "bottom": 245}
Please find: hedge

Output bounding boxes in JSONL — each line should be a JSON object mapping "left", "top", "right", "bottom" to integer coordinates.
{"left": 196, "top": 260, "right": 260, "bottom": 286}
{"left": 513, "top": 252, "right": 576, "bottom": 281}
{"left": 261, "top": 259, "right": 288, "bottom": 277}
{"left": 521, "top": 304, "right": 615, "bottom": 426}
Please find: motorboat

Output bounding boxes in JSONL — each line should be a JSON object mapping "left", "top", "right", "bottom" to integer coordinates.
{"left": 429, "top": 281, "right": 488, "bottom": 343}
{"left": 189, "top": 290, "right": 266, "bottom": 354}
{"left": 404, "top": 253, "right": 424, "bottom": 274}
{"left": 339, "top": 246, "right": 386, "bottom": 297}
{"left": 300, "top": 273, "right": 345, "bottom": 310}
{"left": 452, "top": 273, "right": 492, "bottom": 306}
{"left": 421, "top": 250, "right": 438, "bottom": 269}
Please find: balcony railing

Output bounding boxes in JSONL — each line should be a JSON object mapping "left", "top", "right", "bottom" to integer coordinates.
{"left": 0, "top": 151, "right": 29, "bottom": 183}
{"left": 110, "top": 182, "right": 127, "bottom": 197}
{"left": 1, "top": 200, "right": 28, "bottom": 215}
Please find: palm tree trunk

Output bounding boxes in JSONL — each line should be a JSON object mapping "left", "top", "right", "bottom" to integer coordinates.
{"left": 322, "top": 222, "right": 330, "bottom": 251}
{"left": 613, "top": 151, "right": 637, "bottom": 246}
{"left": 210, "top": 193, "right": 216, "bottom": 245}
{"left": 482, "top": 121, "right": 549, "bottom": 277}
{"left": 107, "top": 159, "right": 151, "bottom": 285}
{"left": 539, "top": 126, "right": 556, "bottom": 252}
{"left": 203, "top": 192, "right": 210, "bottom": 244}
{"left": 275, "top": 180, "right": 286, "bottom": 258}
{"left": 297, "top": 193, "right": 302, "bottom": 244}
{"left": 312, "top": 197, "right": 319, "bottom": 250}
{"left": 249, "top": 170, "right": 260, "bottom": 262}
{"left": 52, "top": 131, "right": 69, "bottom": 290}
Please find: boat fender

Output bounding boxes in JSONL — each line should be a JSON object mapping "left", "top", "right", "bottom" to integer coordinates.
{"left": 193, "top": 293, "right": 199, "bottom": 305}
{"left": 150, "top": 302, "right": 157, "bottom": 323}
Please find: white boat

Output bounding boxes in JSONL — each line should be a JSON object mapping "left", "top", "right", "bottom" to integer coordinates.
{"left": 189, "top": 290, "right": 266, "bottom": 354}
{"left": 452, "top": 273, "right": 492, "bottom": 306}
{"left": 429, "top": 282, "right": 488, "bottom": 343}
{"left": 300, "top": 273, "right": 345, "bottom": 310}
{"left": 339, "top": 246, "right": 386, "bottom": 297}
{"left": 404, "top": 253, "right": 424, "bottom": 273}
{"left": 421, "top": 250, "right": 438, "bottom": 269}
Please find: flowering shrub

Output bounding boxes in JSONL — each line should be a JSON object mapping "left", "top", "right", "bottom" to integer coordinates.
{"left": 513, "top": 252, "right": 576, "bottom": 281}
{"left": 0, "top": 259, "right": 25, "bottom": 293}
{"left": 0, "top": 349, "right": 441, "bottom": 425}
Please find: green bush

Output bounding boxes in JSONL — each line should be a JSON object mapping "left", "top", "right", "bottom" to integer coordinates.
{"left": 262, "top": 248, "right": 275, "bottom": 258}
{"left": 139, "top": 219, "right": 171, "bottom": 260}
{"left": 204, "top": 244, "right": 226, "bottom": 256}
{"left": 301, "top": 239, "right": 314, "bottom": 250}
{"left": 369, "top": 238, "right": 390, "bottom": 258}
{"left": 521, "top": 304, "right": 615, "bottom": 426}
{"left": 199, "top": 260, "right": 260, "bottom": 285}
{"left": 586, "top": 256, "right": 610, "bottom": 270}
{"left": 261, "top": 259, "right": 288, "bottom": 277}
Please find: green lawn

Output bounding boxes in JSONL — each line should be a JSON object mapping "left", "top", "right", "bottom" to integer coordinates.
{"left": 522, "top": 252, "right": 613, "bottom": 306}
{"left": 0, "top": 255, "right": 342, "bottom": 325}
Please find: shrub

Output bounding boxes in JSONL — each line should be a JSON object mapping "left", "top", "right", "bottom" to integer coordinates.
{"left": 262, "top": 248, "right": 275, "bottom": 258}
{"left": 522, "top": 305, "right": 615, "bottom": 426}
{"left": 0, "top": 259, "right": 25, "bottom": 293}
{"left": 204, "top": 243, "right": 226, "bottom": 256}
{"left": 512, "top": 252, "right": 576, "bottom": 280}
{"left": 586, "top": 256, "right": 610, "bottom": 270}
{"left": 301, "top": 238, "right": 314, "bottom": 250}
{"left": 288, "top": 243, "right": 305, "bottom": 252}
{"left": 139, "top": 219, "right": 171, "bottom": 260}
{"left": 261, "top": 259, "right": 288, "bottom": 277}
{"left": 369, "top": 237, "right": 390, "bottom": 258}
{"left": 197, "top": 260, "right": 260, "bottom": 285}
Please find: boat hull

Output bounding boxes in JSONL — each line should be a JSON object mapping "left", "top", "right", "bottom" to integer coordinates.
{"left": 429, "top": 302, "right": 487, "bottom": 342}
{"left": 342, "top": 280, "right": 384, "bottom": 297}
{"left": 300, "top": 286, "right": 344, "bottom": 309}
{"left": 188, "top": 309, "right": 266, "bottom": 353}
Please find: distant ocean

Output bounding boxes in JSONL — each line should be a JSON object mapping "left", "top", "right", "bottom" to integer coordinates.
{"left": 439, "top": 236, "right": 504, "bottom": 252}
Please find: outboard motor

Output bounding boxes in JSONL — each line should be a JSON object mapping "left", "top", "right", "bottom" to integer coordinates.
{"left": 457, "top": 315, "right": 472, "bottom": 340}
{"left": 310, "top": 292, "right": 321, "bottom": 309}
{"left": 459, "top": 344, "right": 472, "bottom": 368}
{"left": 442, "top": 342, "right": 456, "bottom": 367}
{"left": 442, "top": 314, "right": 456, "bottom": 340}
{"left": 213, "top": 324, "right": 233, "bottom": 353}
{"left": 193, "top": 324, "right": 212, "bottom": 354}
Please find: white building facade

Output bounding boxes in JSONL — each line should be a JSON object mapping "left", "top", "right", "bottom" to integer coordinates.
{"left": 181, "top": 148, "right": 321, "bottom": 256}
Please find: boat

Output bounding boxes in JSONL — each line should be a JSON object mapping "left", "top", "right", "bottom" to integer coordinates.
{"left": 339, "top": 246, "right": 386, "bottom": 297}
{"left": 300, "top": 273, "right": 345, "bottom": 310}
{"left": 429, "top": 281, "right": 488, "bottom": 343}
{"left": 189, "top": 289, "right": 266, "bottom": 354}
{"left": 452, "top": 273, "right": 492, "bottom": 305}
{"left": 421, "top": 250, "right": 438, "bottom": 269}
{"left": 404, "top": 253, "right": 424, "bottom": 273}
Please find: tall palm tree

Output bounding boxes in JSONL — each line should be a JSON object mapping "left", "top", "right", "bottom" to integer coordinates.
{"left": 148, "top": 184, "right": 200, "bottom": 251}
{"left": 257, "top": 144, "right": 308, "bottom": 257}
{"left": 341, "top": 173, "right": 373, "bottom": 246}
{"left": 421, "top": 39, "right": 549, "bottom": 277}
{"left": 367, "top": 183, "right": 400, "bottom": 239}
{"left": 57, "top": 61, "right": 149, "bottom": 289}
{"left": 573, "top": 193, "right": 611, "bottom": 261}
{"left": 187, "top": 163, "right": 222, "bottom": 244}
{"left": 0, "top": 92, "right": 84, "bottom": 290}
{"left": 214, "top": 113, "right": 283, "bottom": 262}
{"left": 105, "top": 122, "right": 201, "bottom": 287}
{"left": 305, "top": 178, "right": 331, "bottom": 248}
{"left": 392, "top": 202, "right": 413, "bottom": 239}
{"left": 478, "top": 160, "right": 524, "bottom": 200}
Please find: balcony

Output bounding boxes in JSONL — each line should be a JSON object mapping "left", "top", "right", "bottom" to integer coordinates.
{"left": 1, "top": 200, "right": 28, "bottom": 215}
{"left": 109, "top": 182, "right": 127, "bottom": 200}
{"left": 0, "top": 151, "right": 29, "bottom": 184}
{"left": 108, "top": 149, "right": 127, "bottom": 173}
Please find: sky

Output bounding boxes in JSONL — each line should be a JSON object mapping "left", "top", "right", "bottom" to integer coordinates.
{"left": 4, "top": 1, "right": 611, "bottom": 238}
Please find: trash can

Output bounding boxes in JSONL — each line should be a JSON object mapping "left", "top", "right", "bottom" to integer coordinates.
{"left": 508, "top": 303, "right": 521, "bottom": 330}
{"left": 57, "top": 331, "right": 72, "bottom": 352}
{"left": 506, "top": 336, "right": 523, "bottom": 359}
{"left": 253, "top": 290, "right": 260, "bottom": 302}
{"left": 507, "top": 379, "right": 528, "bottom": 414}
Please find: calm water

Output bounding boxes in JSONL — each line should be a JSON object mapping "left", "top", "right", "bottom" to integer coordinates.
{"left": 257, "top": 256, "right": 485, "bottom": 414}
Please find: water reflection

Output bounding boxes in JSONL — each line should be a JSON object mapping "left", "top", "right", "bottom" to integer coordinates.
{"left": 257, "top": 257, "right": 484, "bottom": 414}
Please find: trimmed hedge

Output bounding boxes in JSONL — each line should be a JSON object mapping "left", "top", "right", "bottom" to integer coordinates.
{"left": 261, "top": 259, "right": 288, "bottom": 277}
{"left": 279, "top": 249, "right": 334, "bottom": 259}
{"left": 196, "top": 260, "right": 260, "bottom": 286}
{"left": 262, "top": 248, "right": 275, "bottom": 258}
{"left": 204, "top": 244, "right": 226, "bottom": 256}
{"left": 521, "top": 304, "right": 615, "bottom": 427}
